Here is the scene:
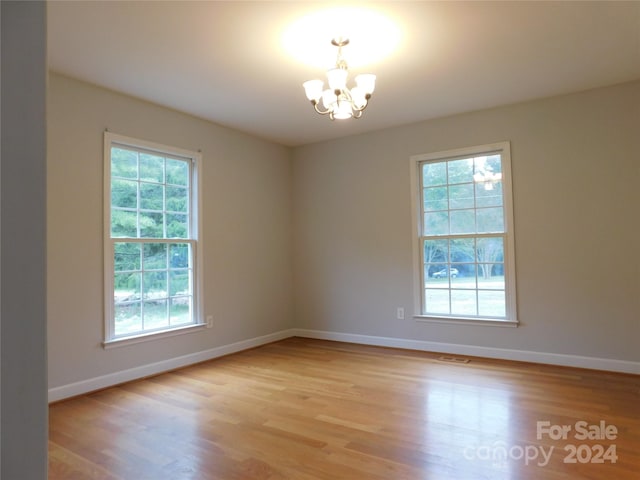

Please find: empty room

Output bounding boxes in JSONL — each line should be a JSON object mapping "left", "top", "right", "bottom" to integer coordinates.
{"left": 1, "top": 1, "right": 638, "bottom": 479}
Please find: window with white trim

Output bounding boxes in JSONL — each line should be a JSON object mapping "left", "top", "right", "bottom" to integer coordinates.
{"left": 411, "top": 142, "right": 517, "bottom": 324}
{"left": 104, "top": 132, "right": 203, "bottom": 343}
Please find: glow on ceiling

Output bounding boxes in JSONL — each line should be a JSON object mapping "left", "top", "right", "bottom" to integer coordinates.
{"left": 282, "top": 7, "right": 402, "bottom": 69}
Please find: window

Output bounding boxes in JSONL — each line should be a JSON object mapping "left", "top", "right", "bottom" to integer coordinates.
{"left": 104, "top": 132, "right": 203, "bottom": 344}
{"left": 410, "top": 142, "right": 517, "bottom": 325}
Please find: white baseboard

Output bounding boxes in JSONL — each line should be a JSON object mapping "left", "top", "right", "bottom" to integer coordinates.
{"left": 48, "top": 329, "right": 296, "bottom": 403}
{"left": 49, "top": 328, "right": 638, "bottom": 402}
{"left": 291, "top": 329, "right": 640, "bottom": 375}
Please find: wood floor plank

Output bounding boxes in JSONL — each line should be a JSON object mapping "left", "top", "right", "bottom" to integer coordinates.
{"left": 49, "top": 337, "right": 640, "bottom": 479}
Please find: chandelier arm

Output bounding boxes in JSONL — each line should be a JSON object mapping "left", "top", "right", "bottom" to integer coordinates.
{"left": 351, "top": 101, "right": 369, "bottom": 113}
{"left": 311, "top": 100, "right": 332, "bottom": 115}
{"left": 342, "top": 88, "right": 371, "bottom": 113}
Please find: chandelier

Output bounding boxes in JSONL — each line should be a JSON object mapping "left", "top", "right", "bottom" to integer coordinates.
{"left": 302, "top": 37, "right": 376, "bottom": 120}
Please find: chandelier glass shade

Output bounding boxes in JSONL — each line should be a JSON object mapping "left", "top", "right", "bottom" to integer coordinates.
{"left": 302, "top": 38, "right": 376, "bottom": 120}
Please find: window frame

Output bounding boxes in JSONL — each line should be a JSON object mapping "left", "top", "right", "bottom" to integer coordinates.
{"left": 103, "top": 132, "right": 204, "bottom": 346}
{"left": 410, "top": 141, "right": 518, "bottom": 326}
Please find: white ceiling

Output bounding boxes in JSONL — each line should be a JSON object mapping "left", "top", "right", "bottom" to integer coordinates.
{"left": 47, "top": 1, "right": 640, "bottom": 147}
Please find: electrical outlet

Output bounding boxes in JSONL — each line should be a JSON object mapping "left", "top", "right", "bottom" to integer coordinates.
{"left": 396, "top": 307, "right": 405, "bottom": 320}
{"left": 206, "top": 315, "right": 213, "bottom": 328}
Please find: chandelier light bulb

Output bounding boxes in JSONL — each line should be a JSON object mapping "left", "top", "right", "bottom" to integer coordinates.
{"left": 334, "top": 98, "right": 354, "bottom": 119}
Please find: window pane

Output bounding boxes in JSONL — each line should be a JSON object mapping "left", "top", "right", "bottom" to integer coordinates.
{"left": 143, "top": 299, "right": 168, "bottom": 330}
{"left": 450, "top": 209, "right": 475, "bottom": 234}
{"left": 425, "top": 264, "right": 450, "bottom": 288}
{"left": 143, "top": 243, "right": 167, "bottom": 270}
{"left": 478, "top": 268, "right": 504, "bottom": 289}
{"left": 477, "top": 237, "right": 504, "bottom": 267}
{"left": 114, "top": 272, "right": 140, "bottom": 297}
{"left": 424, "top": 212, "right": 448, "bottom": 236}
{"left": 111, "top": 148, "right": 137, "bottom": 179}
{"left": 139, "top": 153, "right": 164, "bottom": 183}
{"left": 448, "top": 158, "right": 473, "bottom": 184}
{"left": 166, "top": 159, "right": 189, "bottom": 186}
{"left": 474, "top": 155, "right": 503, "bottom": 195}
{"left": 449, "top": 183, "right": 474, "bottom": 210}
{"left": 143, "top": 271, "right": 167, "bottom": 300}
{"left": 424, "top": 239, "right": 447, "bottom": 266}
{"left": 111, "top": 210, "right": 137, "bottom": 237}
{"left": 170, "top": 297, "right": 191, "bottom": 325}
{"left": 477, "top": 207, "right": 504, "bottom": 233}
{"left": 166, "top": 185, "right": 188, "bottom": 213}
{"left": 167, "top": 213, "right": 188, "bottom": 238}
{"left": 115, "top": 302, "right": 141, "bottom": 335}
{"left": 170, "top": 243, "right": 190, "bottom": 268}
{"left": 450, "top": 238, "right": 475, "bottom": 263}
{"left": 476, "top": 181, "right": 503, "bottom": 207}
{"left": 422, "top": 162, "right": 447, "bottom": 187}
{"left": 140, "top": 211, "right": 164, "bottom": 238}
{"left": 423, "top": 186, "right": 447, "bottom": 212}
{"left": 140, "top": 183, "right": 164, "bottom": 211}
{"left": 425, "top": 289, "right": 450, "bottom": 314}
{"left": 111, "top": 179, "right": 137, "bottom": 209}
{"left": 169, "top": 269, "right": 190, "bottom": 296}
{"left": 479, "top": 290, "right": 505, "bottom": 317}
{"left": 474, "top": 154, "right": 502, "bottom": 174}
{"left": 451, "top": 289, "right": 477, "bottom": 316}
{"left": 491, "top": 261, "right": 505, "bottom": 278}
{"left": 463, "top": 264, "right": 478, "bottom": 288}
{"left": 484, "top": 155, "right": 502, "bottom": 174}
{"left": 114, "top": 243, "right": 141, "bottom": 271}
{"left": 473, "top": 156, "right": 487, "bottom": 171}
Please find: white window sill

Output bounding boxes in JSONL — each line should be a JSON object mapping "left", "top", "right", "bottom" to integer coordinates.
{"left": 103, "top": 323, "right": 206, "bottom": 349}
{"left": 414, "top": 315, "right": 518, "bottom": 327}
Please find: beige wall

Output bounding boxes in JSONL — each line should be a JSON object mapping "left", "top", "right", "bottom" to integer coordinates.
{"left": 292, "top": 81, "right": 640, "bottom": 363}
{"left": 48, "top": 75, "right": 639, "bottom": 394}
{"left": 47, "top": 73, "right": 294, "bottom": 389}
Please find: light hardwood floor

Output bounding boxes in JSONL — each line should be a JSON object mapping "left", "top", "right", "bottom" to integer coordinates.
{"left": 49, "top": 337, "right": 640, "bottom": 479}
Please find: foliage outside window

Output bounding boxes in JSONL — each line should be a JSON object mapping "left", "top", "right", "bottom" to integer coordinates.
{"left": 104, "top": 132, "right": 202, "bottom": 343}
{"left": 411, "top": 142, "right": 517, "bottom": 324}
